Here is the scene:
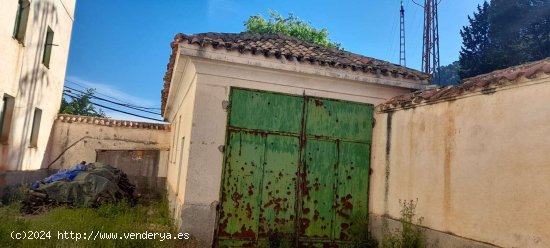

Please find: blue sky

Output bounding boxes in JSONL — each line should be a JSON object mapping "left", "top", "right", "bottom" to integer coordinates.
{"left": 65, "top": 0, "right": 485, "bottom": 122}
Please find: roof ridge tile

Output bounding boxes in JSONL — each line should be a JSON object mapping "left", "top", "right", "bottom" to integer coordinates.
{"left": 377, "top": 57, "right": 550, "bottom": 112}
{"left": 161, "top": 32, "right": 430, "bottom": 115}
{"left": 56, "top": 114, "right": 170, "bottom": 130}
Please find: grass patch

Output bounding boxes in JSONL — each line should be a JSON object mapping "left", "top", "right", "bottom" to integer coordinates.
{"left": 0, "top": 197, "right": 197, "bottom": 248}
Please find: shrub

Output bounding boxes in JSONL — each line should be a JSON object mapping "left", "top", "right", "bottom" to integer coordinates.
{"left": 382, "top": 199, "right": 425, "bottom": 248}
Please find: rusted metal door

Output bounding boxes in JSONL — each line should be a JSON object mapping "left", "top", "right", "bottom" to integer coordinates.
{"left": 217, "top": 88, "right": 373, "bottom": 247}
{"left": 217, "top": 89, "right": 303, "bottom": 247}
{"left": 300, "top": 97, "right": 373, "bottom": 246}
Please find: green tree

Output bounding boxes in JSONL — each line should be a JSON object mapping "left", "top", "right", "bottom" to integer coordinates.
{"left": 244, "top": 11, "right": 342, "bottom": 49}
{"left": 434, "top": 61, "right": 461, "bottom": 86}
{"left": 60, "top": 88, "right": 106, "bottom": 117}
{"left": 459, "top": 0, "right": 550, "bottom": 79}
{"left": 458, "top": 2, "right": 491, "bottom": 79}
{"left": 487, "top": 0, "right": 550, "bottom": 68}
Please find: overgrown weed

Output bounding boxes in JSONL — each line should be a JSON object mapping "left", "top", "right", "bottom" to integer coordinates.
{"left": 382, "top": 199, "right": 425, "bottom": 248}
{"left": 0, "top": 195, "right": 197, "bottom": 248}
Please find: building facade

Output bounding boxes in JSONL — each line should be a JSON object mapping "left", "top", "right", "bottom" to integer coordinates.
{"left": 0, "top": 0, "right": 76, "bottom": 171}
{"left": 161, "top": 32, "right": 428, "bottom": 246}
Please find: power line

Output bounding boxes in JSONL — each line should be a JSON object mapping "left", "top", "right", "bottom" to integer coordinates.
{"left": 63, "top": 92, "right": 164, "bottom": 122}
{"left": 63, "top": 88, "right": 161, "bottom": 116}
{"left": 63, "top": 92, "right": 165, "bottom": 122}
{"left": 64, "top": 79, "right": 132, "bottom": 104}
{"left": 64, "top": 79, "right": 162, "bottom": 110}
{"left": 63, "top": 86, "right": 161, "bottom": 115}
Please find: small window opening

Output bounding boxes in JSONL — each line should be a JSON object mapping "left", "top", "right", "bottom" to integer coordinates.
{"left": 29, "top": 108, "right": 42, "bottom": 148}
{"left": 0, "top": 94, "right": 16, "bottom": 144}
{"left": 13, "top": 0, "right": 30, "bottom": 43}
{"left": 42, "top": 27, "right": 54, "bottom": 68}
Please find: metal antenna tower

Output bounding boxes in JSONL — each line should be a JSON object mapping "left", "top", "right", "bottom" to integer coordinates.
{"left": 399, "top": 0, "right": 406, "bottom": 66}
{"left": 414, "top": 0, "right": 440, "bottom": 84}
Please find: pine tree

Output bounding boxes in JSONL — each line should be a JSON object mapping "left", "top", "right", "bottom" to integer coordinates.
{"left": 458, "top": 2, "right": 491, "bottom": 79}
{"left": 459, "top": 0, "right": 550, "bottom": 79}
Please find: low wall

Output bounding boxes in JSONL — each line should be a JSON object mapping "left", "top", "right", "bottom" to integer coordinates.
{"left": 0, "top": 169, "right": 54, "bottom": 203}
{"left": 42, "top": 114, "right": 171, "bottom": 196}
{"left": 369, "top": 64, "right": 550, "bottom": 247}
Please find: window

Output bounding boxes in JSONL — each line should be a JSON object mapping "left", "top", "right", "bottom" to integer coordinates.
{"left": 42, "top": 27, "right": 54, "bottom": 68}
{"left": 0, "top": 94, "right": 15, "bottom": 144}
{"left": 29, "top": 108, "right": 42, "bottom": 148}
{"left": 13, "top": 0, "right": 30, "bottom": 43}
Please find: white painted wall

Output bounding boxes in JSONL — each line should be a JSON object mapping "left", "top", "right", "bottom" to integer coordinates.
{"left": 0, "top": 0, "right": 76, "bottom": 171}
{"left": 369, "top": 74, "right": 550, "bottom": 248}
{"left": 163, "top": 44, "right": 425, "bottom": 245}
{"left": 43, "top": 115, "right": 171, "bottom": 174}
{"left": 164, "top": 55, "right": 198, "bottom": 228}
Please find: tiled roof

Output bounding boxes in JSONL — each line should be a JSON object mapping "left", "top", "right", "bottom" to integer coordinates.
{"left": 56, "top": 114, "right": 170, "bottom": 130}
{"left": 161, "top": 32, "right": 429, "bottom": 115}
{"left": 377, "top": 57, "right": 550, "bottom": 112}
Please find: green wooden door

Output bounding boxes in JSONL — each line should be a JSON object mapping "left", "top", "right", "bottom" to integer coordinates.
{"left": 217, "top": 88, "right": 373, "bottom": 247}
{"left": 300, "top": 97, "right": 373, "bottom": 246}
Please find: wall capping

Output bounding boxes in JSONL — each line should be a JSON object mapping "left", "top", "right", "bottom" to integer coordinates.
{"left": 56, "top": 114, "right": 171, "bottom": 130}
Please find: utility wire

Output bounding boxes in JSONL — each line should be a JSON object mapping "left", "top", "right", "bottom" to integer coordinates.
{"left": 64, "top": 88, "right": 161, "bottom": 116}
{"left": 63, "top": 86, "right": 161, "bottom": 115}
{"left": 64, "top": 80, "right": 162, "bottom": 110}
{"left": 65, "top": 79, "right": 135, "bottom": 105}
{"left": 63, "top": 92, "right": 165, "bottom": 122}
{"left": 64, "top": 79, "right": 162, "bottom": 110}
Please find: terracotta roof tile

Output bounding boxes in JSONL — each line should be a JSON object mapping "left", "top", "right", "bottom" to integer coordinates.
{"left": 56, "top": 114, "right": 170, "bottom": 130}
{"left": 377, "top": 57, "right": 550, "bottom": 112}
{"left": 161, "top": 32, "right": 429, "bottom": 115}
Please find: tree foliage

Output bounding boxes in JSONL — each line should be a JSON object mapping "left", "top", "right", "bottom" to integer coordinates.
{"left": 459, "top": 0, "right": 550, "bottom": 79}
{"left": 434, "top": 61, "right": 461, "bottom": 86}
{"left": 244, "top": 11, "right": 341, "bottom": 49}
{"left": 459, "top": 2, "right": 491, "bottom": 79}
{"left": 60, "top": 88, "right": 106, "bottom": 117}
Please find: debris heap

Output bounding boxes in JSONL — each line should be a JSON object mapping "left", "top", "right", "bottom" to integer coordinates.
{"left": 21, "top": 163, "right": 135, "bottom": 214}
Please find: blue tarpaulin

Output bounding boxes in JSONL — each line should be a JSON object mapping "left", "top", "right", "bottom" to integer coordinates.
{"left": 31, "top": 164, "right": 87, "bottom": 189}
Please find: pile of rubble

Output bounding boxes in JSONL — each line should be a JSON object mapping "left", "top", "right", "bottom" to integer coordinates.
{"left": 21, "top": 163, "right": 136, "bottom": 214}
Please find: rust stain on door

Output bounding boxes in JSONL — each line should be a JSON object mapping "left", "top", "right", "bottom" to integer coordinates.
{"left": 217, "top": 88, "right": 373, "bottom": 247}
